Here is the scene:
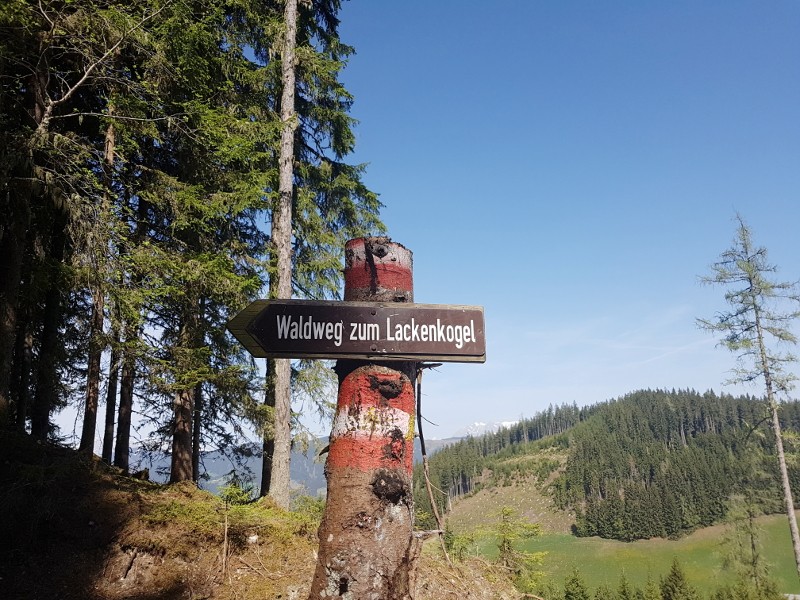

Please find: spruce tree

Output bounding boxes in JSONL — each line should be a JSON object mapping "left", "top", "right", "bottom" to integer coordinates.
{"left": 640, "top": 573, "right": 661, "bottom": 600}
{"left": 494, "top": 506, "right": 542, "bottom": 576}
{"left": 595, "top": 584, "right": 615, "bottom": 600}
{"left": 565, "top": 568, "right": 591, "bottom": 600}
{"left": 617, "top": 573, "right": 634, "bottom": 600}
{"left": 660, "top": 558, "right": 699, "bottom": 600}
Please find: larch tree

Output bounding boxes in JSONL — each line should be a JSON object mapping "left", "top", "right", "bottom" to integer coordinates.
{"left": 698, "top": 214, "right": 800, "bottom": 578}
{"left": 720, "top": 495, "right": 782, "bottom": 600}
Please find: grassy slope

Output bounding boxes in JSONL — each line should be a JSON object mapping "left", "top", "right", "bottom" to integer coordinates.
{"left": 447, "top": 463, "right": 573, "bottom": 535}
{"left": 446, "top": 471, "right": 800, "bottom": 596}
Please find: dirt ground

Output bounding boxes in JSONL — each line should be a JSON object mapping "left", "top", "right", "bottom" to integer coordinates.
{"left": 0, "top": 432, "right": 521, "bottom": 600}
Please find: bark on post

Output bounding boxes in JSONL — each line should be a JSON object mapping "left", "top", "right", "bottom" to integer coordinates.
{"left": 308, "top": 237, "right": 420, "bottom": 600}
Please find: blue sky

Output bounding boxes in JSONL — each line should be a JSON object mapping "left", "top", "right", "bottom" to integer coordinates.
{"left": 330, "top": 1, "right": 800, "bottom": 438}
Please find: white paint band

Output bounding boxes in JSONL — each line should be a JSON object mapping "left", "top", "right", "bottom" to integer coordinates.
{"left": 331, "top": 405, "right": 412, "bottom": 439}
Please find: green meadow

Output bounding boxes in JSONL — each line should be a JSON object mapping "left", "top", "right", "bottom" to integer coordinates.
{"left": 522, "top": 514, "right": 799, "bottom": 595}
{"left": 472, "top": 513, "right": 799, "bottom": 595}
{"left": 447, "top": 459, "right": 800, "bottom": 595}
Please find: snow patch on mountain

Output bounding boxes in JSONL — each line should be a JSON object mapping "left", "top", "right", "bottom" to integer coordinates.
{"left": 450, "top": 420, "right": 518, "bottom": 438}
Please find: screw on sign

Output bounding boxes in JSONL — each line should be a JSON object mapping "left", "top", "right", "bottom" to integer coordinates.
{"left": 226, "top": 237, "right": 485, "bottom": 599}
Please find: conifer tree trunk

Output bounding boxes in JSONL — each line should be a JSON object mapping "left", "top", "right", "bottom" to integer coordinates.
{"left": 113, "top": 291, "right": 141, "bottom": 474}
{"left": 81, "top": 118, "right": 115, "bottom": 454}
{"left": 261, "top": 0, "right": 297, "bottom": 508}
{"left": 261, "top": 361, "right": 276, "bottom": 494}
{"left": 30, "top": 287, "right": 60, "bottom": 439}
{"left": 761, "top": 334, "right": 800, "bottom": 576}
{"left": 10, "top": 247, "right": 34, "bottom": 431}
{"left": 170, "top": 314, "right": 197, "bottom": 483}
{"left": 79, "top": 289, "right": 105, "bottom": 453}
{"left": 192, "top": 381, "right": 202, "bottom": 482}
{"left": 114, "top": 191, "right": 147, "bottom": 472}
{"left": 102, "top": 330, "right": 120, "bottom": 463}
{"left": 171, "top": 385, "right": 194, "bottom": 483}
{"left": 114, "top": 332, "right": 135, "bottom": 472}
{"left": 771, "top": 409, "right": 800, "bottom": 572}
{"left": 11, "top": 314, "right": 33, "bottom": 431}
{"left": 0, "top": 190, "right": 29, "bottom": 427}
{"left": 31, "top": 217, "right": 67, "bottom": 439}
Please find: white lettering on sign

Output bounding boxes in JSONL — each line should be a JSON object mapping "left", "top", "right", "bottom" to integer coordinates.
{"left": 385, "top": 317, "right": 475, "bottom": 349}
{"left": 274, "top": 313, "right": 478, "bottom": 351}
{"left": 275, "top": 315, "right": 344, "bottom": 347}
{"left": 349, "top": 322, "right": 380, "bottom": 341}
{"left": 230, "top": 300, "right": 486, "bottom": 362}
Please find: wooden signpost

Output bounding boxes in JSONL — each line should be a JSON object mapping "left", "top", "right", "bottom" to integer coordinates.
{"left": 227, "top": 237, "right": 485, "bottom": 599}
{"left": 227, "top": 299, "right": 486, "bottom": 363}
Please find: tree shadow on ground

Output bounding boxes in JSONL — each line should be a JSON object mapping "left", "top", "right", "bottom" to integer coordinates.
{"left": 0, "top": 432, "right": 206, "bottom": 600}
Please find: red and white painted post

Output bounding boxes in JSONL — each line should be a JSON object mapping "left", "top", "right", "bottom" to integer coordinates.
{"left": 308, "top": 237, "right": 420, "bottom": 599}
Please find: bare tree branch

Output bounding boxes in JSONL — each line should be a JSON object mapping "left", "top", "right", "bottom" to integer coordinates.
{"left": 36, "top": 0, "right": 174, "bottom": 135}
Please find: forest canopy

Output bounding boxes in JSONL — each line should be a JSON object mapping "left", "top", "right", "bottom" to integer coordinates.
{"left": 415, "top": 389, "right": 800, "bottom": 541}
{"left": 0, "top": 0, "right": 382, "bottom": 481}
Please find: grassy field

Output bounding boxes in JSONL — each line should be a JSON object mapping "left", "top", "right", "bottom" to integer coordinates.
{"left": 473, "top": 513, "right": 800, "bottom": 596}
{"left": 446, "top": 476, "right": 800, "bottom": 595}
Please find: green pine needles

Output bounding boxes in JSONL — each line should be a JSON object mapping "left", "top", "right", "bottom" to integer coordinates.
{"left": 699, "top": 214, "right": 800, "bottom": 579}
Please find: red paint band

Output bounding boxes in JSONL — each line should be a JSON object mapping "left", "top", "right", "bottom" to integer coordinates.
{"left": 343, "top": 264, "right": 413, "bottom": 294}
{"left": 330, "top": 239, "right": 417, "bottom": 475}
{"left": 338, "top": 371, "right": 416, "bottom": 415}
{"left": 327, "top": 435, "right": 414, "bottom": 473}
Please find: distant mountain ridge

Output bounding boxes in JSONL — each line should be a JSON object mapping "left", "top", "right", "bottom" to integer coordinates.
{"left": 133, "top": 434, "right": 463, "bottom": 496}
{"left": 130, "top": 444, "right": 328, "bottom": 496}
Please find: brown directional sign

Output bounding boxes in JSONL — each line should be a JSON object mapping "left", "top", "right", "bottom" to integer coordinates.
{"left": 227, "top": 300, "right": 485, "bottom": 363}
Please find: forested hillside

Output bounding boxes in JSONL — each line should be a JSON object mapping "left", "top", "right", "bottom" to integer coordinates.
{"left": 415, "top": 389, "right": 800, "bottom": 541}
